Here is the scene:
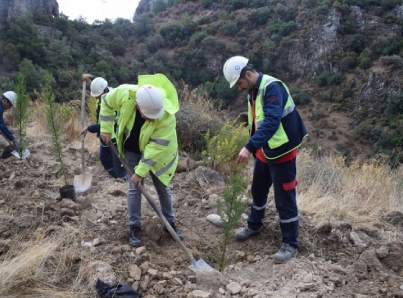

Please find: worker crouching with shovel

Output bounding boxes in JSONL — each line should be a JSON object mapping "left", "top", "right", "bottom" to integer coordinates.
{"left": 1, "top": 91, "right": 21, "bottom": 159}
{"left": 99, "top": 74, "right": 183, "bottom": 247}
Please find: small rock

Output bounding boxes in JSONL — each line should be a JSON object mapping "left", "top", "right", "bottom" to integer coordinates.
{"left": 206, "top": 214, "right": 222, "bottom": 227}
{"left": 92, "top": 238, "right": 100, "bottom": 246}
{"left": 303, "top": 272, "right": 313, "bottom": 283}
{"left": 188, "top": 290, "right": 211, "bottom": 298}
{"left": 136, "top": 246, "right": 147, "bottom": 255}
{"left": 226, "top": 282, "right": 242, "bottom": 295}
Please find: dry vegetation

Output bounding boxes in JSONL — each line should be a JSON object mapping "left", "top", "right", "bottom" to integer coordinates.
{"left": 1, "top": 86, "right": 402, "bottom": 296}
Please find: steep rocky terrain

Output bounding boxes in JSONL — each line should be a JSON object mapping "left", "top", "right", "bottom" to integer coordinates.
{"left": 0, "top": 0, "right": 59, "bottom": 29}
{"left": 1, "top": 125, "right": 403, "bottom": 297}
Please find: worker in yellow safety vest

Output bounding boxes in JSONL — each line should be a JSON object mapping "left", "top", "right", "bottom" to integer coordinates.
{"left": 99, "top": 73, "right": 183, "bottom": 247}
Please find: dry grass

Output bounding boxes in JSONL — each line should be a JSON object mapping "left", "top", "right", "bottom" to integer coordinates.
{"left": 0, "top": 227, "right": 93, "bottom": 297}
{"left": 176, "top": 83, "right": 224, "bottom": 156}
{"left": 28, "top": 98, "right": 99, "bottom": 152}
{"left": 297, "top": 149, "right": 403, "bottom": 226}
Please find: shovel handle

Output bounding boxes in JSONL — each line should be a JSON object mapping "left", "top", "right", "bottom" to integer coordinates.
{"left": 81, "top": 81, "right": 86, "bottom": 173}
{"left": 109, "top": 142, "right": 198, "bottom": 267}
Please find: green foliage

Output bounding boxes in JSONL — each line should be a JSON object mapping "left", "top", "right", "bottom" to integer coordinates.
{"left": 314, "top": 4, "right": 330, "bottom": 16}
{"left": 203, "top": 119, "right": 249, "bottom": 176}
{"left": 247, "top": 8, "right": 272, "bottom": 26}
{"left": 200, "top": 36, "right": 226, "bottom": 53}
{"left": 217, "top": 165, "right": 248, "bottom": 271}
{"left": 201, "top": 0, "right": 214, "bottom": 8}
{"left": 292, "top": 91, "right": 311, "bottom": 105}
{"left": 346, "top": 34, "right": 366, "bottom": 54}
{"left": 267, "top": 21, "right": 297, "bottom": 40}
{"left": 316, "top": 71, "right": 345, "bottom": 86}
{"left": 380, "top": 55, "right": 403, "bottom": 71}
{"left": 212, "top": 78, "right": 239, "bottom": 108}
{"left": 13, "top": 72, "right": 30, "bottom": 158}
{"left": 339, "top": 55, "right": 357, "bottom": 71}
{"left": 220, "top": 21, "right": 238, "bottom": 36}
{"left": 385, "top": 92, "right": 403, "bottom": 118}
{"left": 19, "top": 59, "right": 50, "bottom": 98}
{"left": 43, "top": 72, "right": 69, "bottom": 186}
{"left": 152, "top": 0, "right": 168, "bottom": 14}
{"left": 160, "top": 14, "right": 197, "bottom": 47}
{"left": 357, "top": 50, "right": 372, "bottom": 69}
{"left": 4, "top": 15, "right": 46, "bottom": 65}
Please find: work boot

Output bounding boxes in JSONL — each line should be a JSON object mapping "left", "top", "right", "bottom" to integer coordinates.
{"left": 165, "top": 222, "right": 184, "bottom": 241}
{"left": 234, "top": 227, "right": 261, "bottom": 241}
{"left": 129, "top": 226, "right": 142, "bottom": 247}
{"left": 273, "top": 243, "right": 297, "bottom": 264}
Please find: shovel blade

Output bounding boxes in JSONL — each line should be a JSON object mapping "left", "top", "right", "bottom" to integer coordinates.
{"left": 11, "top": 148, "right": 30, "bottom": 159}
{"left": 73, "top": 174, "right": 92, "bottom": 193}
{"left": 189, "top": 258, "right": 215, "bottom": 271}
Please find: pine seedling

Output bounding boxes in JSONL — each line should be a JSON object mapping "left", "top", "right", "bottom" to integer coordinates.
{"left": 13, "top": 72, "right": 30, "bottom": 159}
{"left": 217, "top": 164, "right": 248, "bottom": 271}
{"left": 43, "top": 73, "right": 69, "bottom": 186}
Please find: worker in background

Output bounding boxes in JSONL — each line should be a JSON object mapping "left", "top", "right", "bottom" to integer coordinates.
{"left": 81, "top": 74, "right": 127, "bottom": 180}
{"left": 0, "top": 91, "right": 20, "bottom": 151}
{"left": 99, "top": 73, "right": 183, "bottom": 247}
{"left": 223, "top": 56, "right": 308, "bottom": 264}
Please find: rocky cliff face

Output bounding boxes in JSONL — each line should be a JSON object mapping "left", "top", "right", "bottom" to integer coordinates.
{"left": 0, "top": 0, "right": 59, "bottom": 29}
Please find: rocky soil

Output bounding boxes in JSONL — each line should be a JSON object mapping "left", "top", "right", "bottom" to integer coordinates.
{"left": 1, "top": 131, "right": 403, "bottom": 298}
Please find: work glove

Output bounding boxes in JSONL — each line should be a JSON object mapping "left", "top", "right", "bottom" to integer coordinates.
{"left": 12, "top": 139, "right": 21, "bottom": 150}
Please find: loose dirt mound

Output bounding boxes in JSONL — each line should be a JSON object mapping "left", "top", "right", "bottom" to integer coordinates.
{"left": 1, "top": 133, "right": 403, "bottom": 297}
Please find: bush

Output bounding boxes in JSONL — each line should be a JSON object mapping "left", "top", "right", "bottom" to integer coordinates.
{"left": 221, "top": 21, "right": 238, "bottom": 36}
{"left": 292, "top": 91, "right": 311, "bottom": 105}
{"left": 346, "top": 34, "right": 366, "bottom": 54}
{"left": 203, "top": 119, "right": 249, "bottom": 176}
{"left": 380, "top": 55, "right": 403, "bottom": 70}
{"left": 385, "top": 92, "right": 403, "bottom": 118}
{"left": 176, "top": 84, "right": 223, "bottom": 157}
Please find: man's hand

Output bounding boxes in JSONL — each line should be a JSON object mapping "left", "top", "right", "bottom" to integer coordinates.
{"left": 236, "top": 147, "right": 251, "bottom": 164}
{"left": 100, "top": 133, "right": 111, "bottom": 145}
{"left": 131, "top": 173, "right": 143, "bottom": 186}
{"left": 81, "top": 127, "right": 88, "bottom": 136}
{"left": 82, "top": 74, "right": 94, "bottom": 82}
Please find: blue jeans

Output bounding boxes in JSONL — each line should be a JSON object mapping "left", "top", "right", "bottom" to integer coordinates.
{"left": 100, "top": 139, "right": 127, "bottom": 179}
{"left": 125, "top": 151, "right": 175, "bottom": 227}
{"left": 248, "top": 158, "right": 299, "bottom": 248}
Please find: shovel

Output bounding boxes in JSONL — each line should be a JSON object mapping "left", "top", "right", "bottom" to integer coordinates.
{"left": 0, "top": 130, "right": 30, "bottom": 160}
{"left": 73, "top": 81, "right": 92, "bottom": 193}
{"left": 109, "top": 142, "right": 214, "bottom": 272}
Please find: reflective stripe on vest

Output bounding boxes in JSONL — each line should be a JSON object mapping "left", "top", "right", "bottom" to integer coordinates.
{"left": 141, "top": 157, "right": 156, "bottom": 167}
{"left": 100, "top": 115, "right": 115, "bottom": 122}
{"left": 150, "top": 137, "right": 170, "bottom": 146}
{"left": 155, "top": 151, "right": 178, "bottom": 177}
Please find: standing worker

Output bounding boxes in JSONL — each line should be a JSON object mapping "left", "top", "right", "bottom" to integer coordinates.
{"left": 81, "top": 74, "right": 127, "bottom": 180}
{"left": 0, "top": 91, "right": 20, "bottom": 151}
{"left": 223, "top": 56, "right": 308, "bottom": 264}
{"left": 99, "top": 73, "right": 183, "bottom": 247}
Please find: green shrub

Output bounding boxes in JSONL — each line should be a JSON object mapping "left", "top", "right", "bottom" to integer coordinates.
{"left": 202, "top": 119, "right": 249, "bottom": 176}
{"left": 346, "top": 34, "right": 366, "bottom": 54}
{"left": 221, "top": 21, "right": 238, "bottom": 36}
{"left": 385, "top": 92, "right": 403, "bottom": 118}
{"left": 292, "top": 91, "right": 311, "bottom": 105}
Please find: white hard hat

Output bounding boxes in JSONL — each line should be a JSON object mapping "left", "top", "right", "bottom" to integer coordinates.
{"left": 90, "top": 77, "right": 108, "bottom": 97}
{"left": 136, "top": 85, "right": 164, "bottom": 119}
{"left": 223, "top": 56, "right": 249, "bottom": 88}
{"left": 3, "top": 91, "right": 17, "bottom": 106}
